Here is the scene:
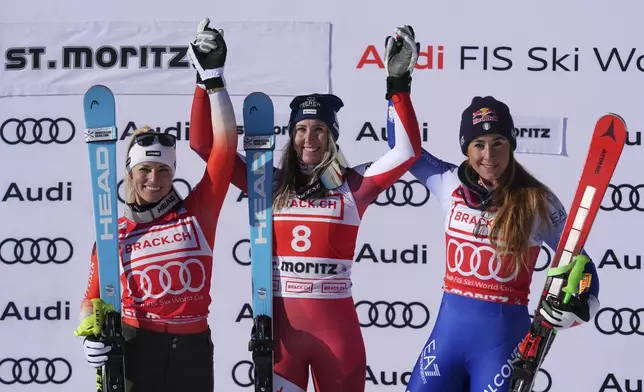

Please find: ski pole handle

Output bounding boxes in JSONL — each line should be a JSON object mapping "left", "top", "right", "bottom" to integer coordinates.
{"left": 562, "top": 255, "right": 590, "bottom": 304}
{"left": 97, "top": 367, "right": 104, "bottom": 392}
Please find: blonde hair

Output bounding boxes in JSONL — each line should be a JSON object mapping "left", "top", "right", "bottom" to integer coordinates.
{"left": 272, "top": 130, "right": 340, "bottom": 211}
{"left": 123, "top": 126, "right": 155, "bottom": 204}
{"left": 480, "top": 152, "right": 553, "bottom": 273}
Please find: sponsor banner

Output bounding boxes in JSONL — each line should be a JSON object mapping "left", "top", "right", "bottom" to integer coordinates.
{"left": 353, "top": 36, "right": 644, "bottom": 76}
{"left": 0, "top": 95, "right": 299, "bottom": 153}
{"left": 512, "top": 115, "right": 567, "bottom": 156}
{"left": 1, "top": 2, "right": 644, "bottom": 392}
{"left": 0, "top": 21, "right": 331, "bottom": 97}
{"left": 349, "top": 115, "right": 567, "bottom": 160}
{"left": 1, "top": 91, "right": 642, "bottom": 391}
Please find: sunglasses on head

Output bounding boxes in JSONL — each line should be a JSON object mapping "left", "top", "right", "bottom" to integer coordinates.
{"left": 134, "top": 132, "right": 176, "bottom": 148}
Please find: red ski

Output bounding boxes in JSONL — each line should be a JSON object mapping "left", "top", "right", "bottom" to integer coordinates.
{"left": 510, "top": 113, "right": 627, "bottom": 392}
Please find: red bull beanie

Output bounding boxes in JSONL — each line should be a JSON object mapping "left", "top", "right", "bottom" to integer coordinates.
{"left": 459, "top": 96, "right": 516, "bottom": 155}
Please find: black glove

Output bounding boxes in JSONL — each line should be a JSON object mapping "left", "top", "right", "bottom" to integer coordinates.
{"left": 187, "top": 18, "right": 227, "bottom": 91}
{"left": 384, "top": 25, "right": 420, "bottom": 100}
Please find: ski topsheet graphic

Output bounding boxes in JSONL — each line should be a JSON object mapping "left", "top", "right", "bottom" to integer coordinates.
{"left": 510, "top": 113, "right": 627, "bottom": 392}
{"left": 82, "top": 85, "right": 125, "bottom": 392}
{"left": 243, "top": 92, "right": 275, "bottom": 392}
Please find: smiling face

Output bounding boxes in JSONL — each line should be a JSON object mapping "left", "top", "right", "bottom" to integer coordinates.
{"left": 293, "top": 119, "right": 329, "bottom": 166}
{"left": 130, "top": 162, "right": 174, "bottom": 204}
{"left": 467, "top": 134, "right": 511, "bottom": 187}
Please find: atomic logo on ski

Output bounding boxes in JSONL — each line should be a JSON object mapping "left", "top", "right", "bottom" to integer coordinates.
{"left": 601, "top": 119, "right": 616, "bottom": 141}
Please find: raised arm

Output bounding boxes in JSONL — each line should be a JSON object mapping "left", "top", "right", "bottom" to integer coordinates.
{"left": 189, "top": 86, "right": 248, "bottom": 194}
{"left": 349, "top": 93, "right": 421, "bottom": 211}
{"left": 349, "top": 25, "right": 428, "bottom": 214}
{"left": 184, "top": 87, "right": 239, "bottom": 232}
{"left": 385, "top": 100, "right": 461, "bottom": 204}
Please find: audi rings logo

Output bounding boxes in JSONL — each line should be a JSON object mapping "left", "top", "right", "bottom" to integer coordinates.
{"left": 126, "top": 259, "right": 206, "bottom": 302}
{"left": 232, "top": 239, "right": 250, "bottom": 266}
{"left": 116, "top": 178, "right": 192, "bottom": 204}
{"left": 535, "top": 245, "right": 552, "bottom": 272}
{"left": 372, "top": 180, "right": 430, "bottom": 207}
{"left": 1, "top": 118, "right": 75, "bottom": 145}
{"left": 601, "top": 184, "right": 644, "bottom": 212}
{"left": 595, "top": 307, "right": 644, "bottom": 335}
{"left": 0, "top": 238, "right": 73, "bottom": 265}
{"left": 533, "top": 368, "right": 553, "bottom": 392}
{"left": 231, "top": 360, "right": 254, "bottom": 387}
{"left": 0, "top": 357, "right": 72, "bottom": 385}
{"left": 447, "top": 239, "right": 518, "bottom": 283}
{"left": 354, "top": 301, "right": 430, "bottom": 329}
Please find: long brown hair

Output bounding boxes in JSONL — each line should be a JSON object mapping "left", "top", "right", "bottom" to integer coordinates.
{"left": 482, "top": 151, "right": 554, "bottom": 272}
{"left": 273, "top": 129, "right": 339, "bottom": 211}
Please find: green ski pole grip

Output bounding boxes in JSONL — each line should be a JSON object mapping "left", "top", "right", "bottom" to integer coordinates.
{"left": 562, "top": 255, "right": 590, "bottom": 304}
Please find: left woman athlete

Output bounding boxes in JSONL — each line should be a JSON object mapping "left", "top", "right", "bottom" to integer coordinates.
{"left": 76, "top": 18, "right": 237, "bottom": 392}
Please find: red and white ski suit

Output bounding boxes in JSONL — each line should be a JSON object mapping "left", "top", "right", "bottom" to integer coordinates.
{"left": 190, "top": 87, "right": 422, "bottom": 392}
{"left": 80, "top": 89, "right": 238, "bottom": 335}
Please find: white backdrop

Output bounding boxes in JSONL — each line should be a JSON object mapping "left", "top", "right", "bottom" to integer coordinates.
{"left": 1, "top": 1, "right": 643, "bottom": 391}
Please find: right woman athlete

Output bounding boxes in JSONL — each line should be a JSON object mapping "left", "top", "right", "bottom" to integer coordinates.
{"left": 190, "top": 25, "right": 423, "bottom": 392}
{"left": 388, "top": 96, "right": 601, "bottom": 392}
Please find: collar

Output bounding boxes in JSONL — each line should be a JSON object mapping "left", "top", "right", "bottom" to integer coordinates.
{"left": 457, "top": 161, "right": 494, "bottom": 211}
{"left": 124, "top": 188, "right": 182, "bottom": 224}
{"left": 297, "top": 157, "right": 315, "bottom": 175}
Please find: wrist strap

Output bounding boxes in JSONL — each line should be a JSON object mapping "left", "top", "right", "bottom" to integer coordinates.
{"left": 385, "top": 72, "right": 412, "bottom": 100}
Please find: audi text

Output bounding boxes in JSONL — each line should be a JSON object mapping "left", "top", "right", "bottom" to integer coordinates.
{"left": 598, "top": 249, "right": 641, "bottom": 270}
{"left": 355, "top": 121, "right": 429, "bottom": 142}
{"left": 599, "top": 373, "right": 642, "bottom": 392}
{"left": 2, "top": 182, "right": 72, "bottom": 202}
{"left": 355, "top": 243, "right": 428, "bottom": 264}
{"left": 1, "top": 301, "right": 70, "bottom": 321}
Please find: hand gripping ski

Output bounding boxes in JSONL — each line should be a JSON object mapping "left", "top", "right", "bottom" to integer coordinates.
{"left": 243, "top": 92, "right": 276, "bottom": 392}
{"left": 510, "top": 113, "right": 627, "bottom": 392}
{"left": 83, "top": 85, "right": 125, "bottom": 392}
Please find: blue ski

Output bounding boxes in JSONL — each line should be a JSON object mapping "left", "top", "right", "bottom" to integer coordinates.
{"left": 243, "top": 92, "right": 275, "bottom": 392}
{"left": 83, "top": 85, "right": 125, "bottom": 392}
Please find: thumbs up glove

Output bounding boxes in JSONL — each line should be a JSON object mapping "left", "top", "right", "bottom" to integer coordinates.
{"left": 187, "top": 18, "right": 227, "bottom": 91}
{"left": 384, "top": 25, "right": 420, "bottom": 100}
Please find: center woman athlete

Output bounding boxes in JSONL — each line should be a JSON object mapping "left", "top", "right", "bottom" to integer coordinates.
{"left": 190, "top": 25, "right": 423, "bottom": 392}
{"left": 389, "top": 96, "right": 601, "bottom": 392}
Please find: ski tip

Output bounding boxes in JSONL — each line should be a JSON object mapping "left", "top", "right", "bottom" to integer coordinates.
{"left": 243, "top": 92, "right": 273, "bottom": 107}
{"left": 603, "top": 112, "right": 627, "bottom": 129}
{"left": 83, "top": 85, "right": 115, "bottom": 108}
{"left": 84, "top": 84, "right": 113, "bottom": 95}
{"left": 244, "top": 91, "right": 271, "bottom": 100}
{"left": 593, "top": 112, "right": 628, "bottom": 148}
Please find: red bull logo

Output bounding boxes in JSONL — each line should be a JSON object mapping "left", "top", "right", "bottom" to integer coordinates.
{"left": 472, "top": 107, "right": 498, "bottom": 125}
